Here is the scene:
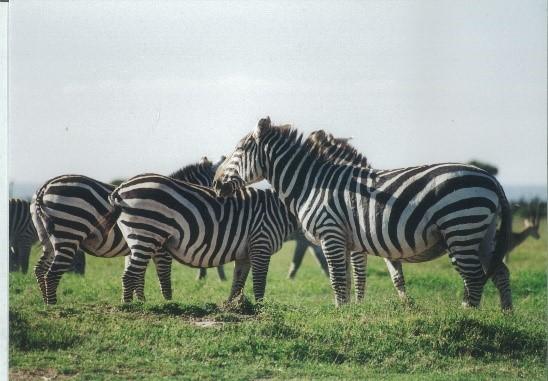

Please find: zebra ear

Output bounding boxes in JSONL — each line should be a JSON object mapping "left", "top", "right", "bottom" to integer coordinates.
{"left": 200, "top": 156, "right": 212, "bottom": 166}
{"left": 253, "top": 116, "right": 271, "bottom": 140}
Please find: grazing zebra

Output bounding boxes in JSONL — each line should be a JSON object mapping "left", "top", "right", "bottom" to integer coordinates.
{"left": 9, "top": 199, "right": 38, "bottom": 273}
{"left": 31, "top": 157, "right": 223, "bottom": 304}
{"left": 9, "top": 198, "right": 87, "bottom": 275}
{"left": 214, "top": 117, "right": 513, "bottom": 310}
{"left": 106, "top": 174, "right": 299, "bottom": 303}
{"left": 504, "top": 204, "right": 542, "bottom": 262}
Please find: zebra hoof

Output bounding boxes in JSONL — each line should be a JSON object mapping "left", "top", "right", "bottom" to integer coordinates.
{"left": 461, "top": 301, "right": 479, "bottom": 309}
{"left": 501, "top": 305, "right": 513, "bottom": 314}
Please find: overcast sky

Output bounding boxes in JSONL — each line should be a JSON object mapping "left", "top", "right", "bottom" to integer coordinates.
{"left": 8, "top": 1, "right": 547, "bottom": 189}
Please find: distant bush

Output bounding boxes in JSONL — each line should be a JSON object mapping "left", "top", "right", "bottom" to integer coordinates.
{"left": 110, "top": 178, "right": 126, "bottom": 186}
{"left": 467, "top": 160, "right": 498, "bottom": 176}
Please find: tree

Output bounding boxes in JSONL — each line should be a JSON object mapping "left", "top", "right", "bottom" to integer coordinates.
{"left": 110, "top": 178, "right": 125, "bottom": 186}
{"left": 467, "top": 160, "right": 498, "bottom": 176}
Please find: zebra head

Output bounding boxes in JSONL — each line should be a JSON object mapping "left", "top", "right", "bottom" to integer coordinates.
{"left": 214, "top": 117, "right": 271, "bottom": 197}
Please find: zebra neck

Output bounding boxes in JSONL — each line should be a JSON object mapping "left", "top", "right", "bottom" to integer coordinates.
{"left": 263, "top": 141, "right": 320, "bottom": 216}
{"left": 510, "top": 229, "right": 532, "bottom": 250}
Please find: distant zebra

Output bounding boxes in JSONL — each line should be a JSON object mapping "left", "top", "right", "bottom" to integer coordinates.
{"left": 214, "top": 117, "right": 513, "bottom": 310}
{"left": 31, "top": 157, "right": 223, "bottom": 304}
{"left": 106, "top": 174, "right": 298, "bottom": 303}
{"left": 9, "top": 199, "right": 38, "bottom": 273}
{"left": 10, "top": 198, "right": 86, "bottom": 274}
{"left": 287, "top": 230, "right": 329, "bottom": 279}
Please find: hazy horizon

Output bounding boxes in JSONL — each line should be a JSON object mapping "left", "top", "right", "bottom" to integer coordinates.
{"left": 8, "top": 1, "right": 547, "bottom": 188}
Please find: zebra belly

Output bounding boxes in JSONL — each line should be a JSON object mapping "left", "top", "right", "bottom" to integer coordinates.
{"left": 167, "top": 231, "right": 249, "bottom": 268}
{"left": 398, "top": 242, "right": 447, "bottom": 263}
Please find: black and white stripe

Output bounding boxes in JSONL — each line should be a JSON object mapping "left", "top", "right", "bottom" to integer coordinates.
{"left": 215, "top": 118, "right": 513, "bottom": 310}
{"left": 9, "top": 199, "right": 38, "bottom": 273}
{"left": 31, "top": 158, "right": 222, "bottom": 304}
{"left": 107, "top": 174, "right": 298, "bottom": 303}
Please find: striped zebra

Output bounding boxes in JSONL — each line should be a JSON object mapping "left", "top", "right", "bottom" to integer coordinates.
{"left": 9, "top": 199, "right": 38, "bottom": 273}
{"left": 214, "top": 117, "right": 513, "bottom": 310}
{"left": 31, "top": 157, "right": 223, "bottom": 304}
{"left": 10, "top": 198, "right": 87, "bottom": 275}
{"left": 106, "top": 174, "right": 299, "bottom": 303}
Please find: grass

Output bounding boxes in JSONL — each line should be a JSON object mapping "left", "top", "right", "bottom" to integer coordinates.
{"left": 9, "top": 219, "right": 547, "bottom": 380}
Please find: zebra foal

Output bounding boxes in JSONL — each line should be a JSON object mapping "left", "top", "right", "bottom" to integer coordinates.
{"left": 214, "top": 117, "right": 513, "bottom": 310}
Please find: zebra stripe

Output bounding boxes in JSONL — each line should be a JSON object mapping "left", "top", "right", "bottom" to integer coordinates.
{"left": 31, "top": 158, "right": 222, "bottom": 304}
{"left": 215, "top": 118, "right": 512, "bottom": 310}
{"left": 107, "top": 174, "right": 298, "bottom": 303}
{"left": 9, "top": 199, "right": 38, "bottom": 273}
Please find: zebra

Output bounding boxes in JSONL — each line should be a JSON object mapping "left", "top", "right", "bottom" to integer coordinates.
{"left": 9, "top": 199, "right": 39, "bottom": 273}
{"left": 9, "top": 198, "right": 87, "bottom": 275}
{"left": 214, "top": 117, "right": 513, "bottom": 310}
{"left": 105, "top": 174, "right": 299, "bottom": 303}
{"left": 305, "top": 129, "right": 520, "bottom": 303}
{"left": 31, "top": 157, "right": 224, "bottom": 304}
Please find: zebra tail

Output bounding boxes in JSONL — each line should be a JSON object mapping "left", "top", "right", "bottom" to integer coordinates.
{"left": 486, "top": 181, "right": 512, "bottom": 278}
{"left": 31, "top": 185, "right": 54, "bottom": 237}
{"left": 93, "top": 190, "right": 124, "bottom": 237}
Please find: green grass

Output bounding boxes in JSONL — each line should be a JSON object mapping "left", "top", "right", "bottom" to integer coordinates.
{"left": 9, "top": 220, "right": 547, "bottom": 380}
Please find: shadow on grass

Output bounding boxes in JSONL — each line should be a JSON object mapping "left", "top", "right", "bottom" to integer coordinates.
{"left": 116, "top": 294, "right": 260, "bottom": 322}
{"left": 9, "top": 310, "right": 81, "bottom": 351}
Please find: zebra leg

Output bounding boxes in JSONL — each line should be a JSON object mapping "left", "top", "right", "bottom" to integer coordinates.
{"left": 72, "top": 250, "right": 86, "bottom": 275}
{"left": 350, "top": 252, "right": 367, "bottom": 302}
{"left": 321, "top": 236, "right": 350, "bottom": 307}
{"left": 34, "top": 241, "right": 54, "bottom": 303}
{"left": 122, "top": 250, "right": 152, "bottom": 303}
{"left": 152, "top": 251, "right": 173, "bottom": 300}
{"left": 312, "top": 245, "right": 330, "bottom": 277}
{"left": 490, "top": 263, "right": 512, "bottom": 311}
{"left": 217, "top": 265, "right": 227, "bottom": 281}
{"left": 44, "top": 244, "right": 79, "bottom": 305}
{"left": 19, "top": 242, "right": 33, "bottom": 274}
{"left": 9, "top": 246, "right": 18, "bottom": 272}
{"left": 249, "top": 250, "right": 272, "bottom": 302}
{"left": 288, "top": 238, "right": 307, "bottom": 279}
{"left": 448, "top": 251, "right": 488, "bottom": 308}
{"left": 197, "top": 268, "right": 207, "bottom": 281}
{"left": 124, "top": 256, "right": 146, "bottom": 300}
{"left": 384, "top": 259, "right": 407, "bottom": 302}
{"left": 227, "top": 258, "right": 250, "bottom": 301}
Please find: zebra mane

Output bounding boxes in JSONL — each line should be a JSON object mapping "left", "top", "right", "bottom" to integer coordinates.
{"left": 307, "top": 130, "right": 369, "bottom": 168}
{"left": 258, "top": 121, "right": 369, "bottom": 168}
{"left": 169, "top": 159, "right": 213, "bottom": 182}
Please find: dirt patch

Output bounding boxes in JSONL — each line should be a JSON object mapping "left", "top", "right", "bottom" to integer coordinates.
{"left": 190, "top": 320, "right": 225, "bottom": 328}
{"left": 9, "top": 368, "right": 76, "bottom": 381}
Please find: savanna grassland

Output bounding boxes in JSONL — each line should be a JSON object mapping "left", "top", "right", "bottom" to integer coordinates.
{"left": 9, "top": 219, "right": 547, "bottom": 380}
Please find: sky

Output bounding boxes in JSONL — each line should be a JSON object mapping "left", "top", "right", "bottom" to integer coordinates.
{"left": 8, "top": 1, "right": 547, "bottom": 192}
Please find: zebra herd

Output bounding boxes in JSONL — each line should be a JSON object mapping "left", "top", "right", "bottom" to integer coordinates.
{"left": 9, "top": 117, "right": 534, "bottom": 311}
